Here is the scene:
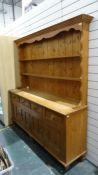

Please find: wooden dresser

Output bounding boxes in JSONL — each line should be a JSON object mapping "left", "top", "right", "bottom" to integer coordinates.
{"left": 10, "top": 14, "right": 93, "bottom": 168}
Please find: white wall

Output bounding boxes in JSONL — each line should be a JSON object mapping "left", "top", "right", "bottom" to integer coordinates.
{"left": 1, "top": 0, "right": 98, "bottom": 167}
{"left": 0, "top": 36, "right": 16, "bottom": 126}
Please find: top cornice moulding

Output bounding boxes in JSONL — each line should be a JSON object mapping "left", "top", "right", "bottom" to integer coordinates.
{"left": 15, "top": 14, "right": 93, "bottom": 45}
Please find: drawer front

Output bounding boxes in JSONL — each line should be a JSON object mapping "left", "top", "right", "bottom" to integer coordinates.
{"left": 20, "top": 97, "right": 31, "bottom": 108}
{"left": 11, "top": 94, "right": 20, "bottom": 104}
{"left": 31, "top": 102, "right": 43, "bottom": 117}
{"left": 45, "top": 109, "right": 63, "bottom": 127}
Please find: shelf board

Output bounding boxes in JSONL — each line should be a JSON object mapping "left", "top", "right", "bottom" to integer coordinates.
{"left": 19, "top": 55, "right": 80, "bottom": 62}
{"left": 21, "top": 73, "right": 81, "bottom": 81}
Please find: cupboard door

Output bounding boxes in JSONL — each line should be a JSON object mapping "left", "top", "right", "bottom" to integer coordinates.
{"left": 15, "top": 104, "right": 25, "bottom": 128}
{"left": 45, "top": 109, "right": 66, "bottom": 161}
{"left": 22, "top": 107, "right": 30, "bottom": 131}
{"left": 12, "top": 103, "right": 18, "bottom": 122}
{"left": 11, "top": 94, "right": 21, "bottom": 124}
{"left": 30, "top": 102, "right": 44, "bottom": 141}
{"left": 11, "top": 95, "right": 30, "bottom": 131}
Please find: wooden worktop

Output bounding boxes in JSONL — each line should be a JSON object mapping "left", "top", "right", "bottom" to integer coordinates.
{"left": 10, "top": 89, "right": 86, "bottom": 116}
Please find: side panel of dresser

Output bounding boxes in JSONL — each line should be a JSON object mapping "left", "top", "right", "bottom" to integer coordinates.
{"left": 65, "top": 109, "right": 87, "bottom": 165}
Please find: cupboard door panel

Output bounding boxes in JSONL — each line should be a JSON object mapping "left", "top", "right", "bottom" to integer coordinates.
{"left": 30, "top": 103, "right": 44, "bottom": 141}
{"left": 12, "top": 103, "right": 17, "bottom": 122}
{"left": 16, "top": 104, "right": 26, "bottom": 128}
{"left": 45, "top": 109, "right": 63, "bottom": 127}
{"left": 45, "top": 109, "right": 66, "bottom": 160}
{"left": 44, "top": 123, "right": 66, "bottom": 161}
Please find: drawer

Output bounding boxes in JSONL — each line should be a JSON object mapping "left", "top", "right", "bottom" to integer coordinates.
{"left": 45, "top": 109, "right": 63, "bottom": 126}
{"left": 11, "top": 94, "right": 20, "bottom": 103}
{"left": 31, "top": 102, "right": 43, "bottom": 116}
{"left": 20, "top": 97, "right": 31, "bottom": 108}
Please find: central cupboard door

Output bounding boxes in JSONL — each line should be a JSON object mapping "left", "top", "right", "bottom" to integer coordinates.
{"left": 30, "top": 102, "right": 44, "bottom": 142}
{"left": 44, "top": 109, "right": 66, "bottom": 161}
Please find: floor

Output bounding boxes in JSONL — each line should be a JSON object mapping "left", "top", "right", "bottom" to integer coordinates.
{"left": 0, "top": 122, "right": 97, "bottom": 175}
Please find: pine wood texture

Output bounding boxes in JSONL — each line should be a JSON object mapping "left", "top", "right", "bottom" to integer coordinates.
{"left": 19, "top": 30, "right": 82, "bottom": 101}
{"left": 10, "top": 14, "right": 93, "bottom": 167}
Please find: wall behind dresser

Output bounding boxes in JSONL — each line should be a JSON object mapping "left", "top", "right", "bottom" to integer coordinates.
{"left": 1, "top": 0, "right": 98, "bottom": 167}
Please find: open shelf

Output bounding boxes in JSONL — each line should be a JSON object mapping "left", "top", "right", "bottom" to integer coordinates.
{"left": 21, "top": 73, "right": 81, "bottom": 81}
{"left": 19, "top": 55, "right": 80, "bottom": 62}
